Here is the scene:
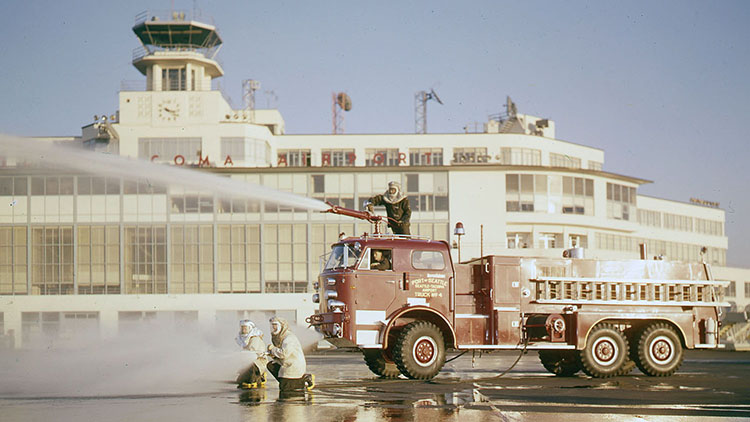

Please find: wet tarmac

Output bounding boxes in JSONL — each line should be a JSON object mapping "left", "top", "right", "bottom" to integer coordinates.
{"left": 2, "top": 349, "right": 749, "bottom": 421}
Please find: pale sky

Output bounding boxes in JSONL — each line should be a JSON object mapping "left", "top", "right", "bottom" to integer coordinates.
{"left": 1, "top": 1, "right": 748, "bottom": 267}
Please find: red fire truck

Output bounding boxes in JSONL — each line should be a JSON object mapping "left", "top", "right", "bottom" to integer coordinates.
{"left": 307, "top": 205, "right": 727, "bottom": 379}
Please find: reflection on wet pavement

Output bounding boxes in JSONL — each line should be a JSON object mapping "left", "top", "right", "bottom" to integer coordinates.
{"left": 3, "top": 351, "right": 750, "bottom": 421}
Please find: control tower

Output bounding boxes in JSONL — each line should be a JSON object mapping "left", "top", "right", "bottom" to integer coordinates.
{"left": 84, "top": 9, "right": 284, "bottom": 162}
{"left": 131, "top": 10, "right": 224, "bottom": 91}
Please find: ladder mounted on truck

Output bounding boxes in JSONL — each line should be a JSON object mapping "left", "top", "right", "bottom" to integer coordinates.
{"left": 530, "top": 277, "right": 730, "bottom": 307}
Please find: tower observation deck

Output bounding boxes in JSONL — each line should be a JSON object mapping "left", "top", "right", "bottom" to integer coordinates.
{"left": 131, "top": 10, "right": 224, "bottom": 91}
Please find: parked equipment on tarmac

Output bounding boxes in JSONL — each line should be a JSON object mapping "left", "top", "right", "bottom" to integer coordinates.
{"left": 307, "top": 204, "right": 729, "bottom": 379}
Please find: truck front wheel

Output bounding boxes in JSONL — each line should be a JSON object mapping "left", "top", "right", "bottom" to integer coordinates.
{"left": 538, "top": 350, "right": 581, "bottom": 376}
{"left": 633, "top": 322, "right": 683, "bottom": 377}
{"left": 579, "top": 323, "right": 628, "bottom": 378}
{"left": 362, "top": 349, "right": 401, "bottom": 379}
{"left": 393, "top": 321, "right": 446, "bottom": 380}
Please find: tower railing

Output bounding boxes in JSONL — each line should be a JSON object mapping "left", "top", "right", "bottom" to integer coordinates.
{"left": 134, "top": 9, "right": 215, "bottom": 26}
{"left": 132, "top": 45, "right": 223, "bottom": 63}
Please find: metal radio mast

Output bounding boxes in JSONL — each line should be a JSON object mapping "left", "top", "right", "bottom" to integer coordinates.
{"left": 414, "top": 89, "right": 443, "bottom": 134}
{"left": 243, "top": 79, "right": 260, "bottom": 123}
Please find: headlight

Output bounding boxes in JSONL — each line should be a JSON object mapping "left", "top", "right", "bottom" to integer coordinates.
{"left": 325, "top": 290, "right": 338, "bottom": 299}
{"left": 313, "top": 281, "right": 319, "bottom": 290}
{"left": 328, "top": 299, "right": 346, "bottom": 312}
{"left": 312, "top": 293, "right": 320, "bottom": 303}
{"left": 327, "top": 278, "right": 336, "bottom": 286}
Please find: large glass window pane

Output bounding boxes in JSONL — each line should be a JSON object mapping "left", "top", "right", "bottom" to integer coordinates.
{"left": 521, "top": 175, "right": 533, "bottom": 193}
{"left": 506, "top": 174, "right": 519, "bottom": 193}
{"left": 0, "top": 178, "right": 13, "bottom": 195}
{"left": 562, "top": 177, "right": 572, "bottom": 195}
{"left": 12, "top": 177, "right": 27, "bottom": 195}
{"left": 60, "top": 177, "right": 74, "bottom": 195}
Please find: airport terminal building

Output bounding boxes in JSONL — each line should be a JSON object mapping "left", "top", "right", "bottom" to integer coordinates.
{"left": 1, "top": 10, "right": 748, "bottom": 348}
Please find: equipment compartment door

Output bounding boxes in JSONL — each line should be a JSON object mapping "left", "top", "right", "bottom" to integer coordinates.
{"left": 493, "top": 264, "right": 522, "bottom": 345}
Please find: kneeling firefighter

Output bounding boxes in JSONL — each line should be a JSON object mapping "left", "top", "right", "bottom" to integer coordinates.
{"left": 235, "top": 319, "right": 268, "bottom": 389}
{"left": 266, "top": 316, "right": 315, "bottom": 391}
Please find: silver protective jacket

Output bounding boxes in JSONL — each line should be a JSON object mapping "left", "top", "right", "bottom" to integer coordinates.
{"left": 269, "top": 317, "right": 306, "bottom": 378}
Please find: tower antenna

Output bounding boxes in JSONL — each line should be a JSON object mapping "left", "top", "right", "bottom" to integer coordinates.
{"left": 243, "top": 79, "right": 260, "bottom": 122}
{"left": 414, "top": 88, "right": 443, "bottom": 134}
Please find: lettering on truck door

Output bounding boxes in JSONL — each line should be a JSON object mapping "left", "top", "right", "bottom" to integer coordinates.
{"left": 408, "top": 249, "right": 451, "bottom": 316}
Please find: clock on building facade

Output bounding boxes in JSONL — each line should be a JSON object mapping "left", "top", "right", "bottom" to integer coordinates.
{"left": 157, "top": 98, "right": 181, "bottom": 121}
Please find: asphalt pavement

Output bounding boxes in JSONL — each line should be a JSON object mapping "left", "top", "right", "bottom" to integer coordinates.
{"left": 2, "top": 349, "right": 749, "bottom": 421}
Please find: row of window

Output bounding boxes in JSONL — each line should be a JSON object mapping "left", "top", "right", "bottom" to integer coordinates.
{"left": 664, "top": 213, "right": 693, "bottom": 232}
{"left": 138, "top": 137, "right": 271, "bottom": 167}
{"left": 595, "top": 232, "right": 726, "bottom": 266}
{"left": 549, "top": 152, "right": 581, "bottom": 169}
{"left": 0, "top": 172, "right": 722, "bottom": 238}
{"left": 0, "top": 176, "right": 163, "bottom": 196}
{"left": 607, "top": 182, "right": 637, "bottom": 221}
{"left": 1, "top": 173, "right": 453, "bottom": 224}
{"left": 0, "top": 221, "right": 451, "bottom": 296}
{"left": 311, "top": 173, "right": 450, "bottom": 213}
{"left": 638, "top": 209, "right": 724, "bottom": 235}
{"left": 505, "top": 174, "right": 595, "bottom": 215}
{"left": 275, "top": 147, "right": 598, "bottom": 168}
{"left": 506, "top": 232, "right": 588, "bottom": 249}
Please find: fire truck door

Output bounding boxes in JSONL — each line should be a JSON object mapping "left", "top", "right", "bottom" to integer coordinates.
{"left": 355, "top": 248, "right": 398, "bottom": 317}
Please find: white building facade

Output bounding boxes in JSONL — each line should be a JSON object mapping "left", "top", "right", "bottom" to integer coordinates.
{"left": 1, "top": 10, "right": 747, "bottom": 348}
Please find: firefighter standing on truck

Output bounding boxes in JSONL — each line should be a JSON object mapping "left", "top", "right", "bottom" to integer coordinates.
{"left": 366, "top": 181, "right": 411, "bottom": 235}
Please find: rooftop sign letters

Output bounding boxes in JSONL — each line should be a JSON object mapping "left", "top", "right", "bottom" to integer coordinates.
{"left": 690, "top": 197, "right": 720, "bottom": 208}
{"left": 150, "top": 153, "right": 233, "bottom": 167}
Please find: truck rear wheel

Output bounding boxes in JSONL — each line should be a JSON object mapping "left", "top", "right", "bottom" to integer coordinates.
{"left": 579, "top": 323, "right": 628, "bottom": 378}
{"left": 633, "top": 322, "right": 683, "bottom": 377}
{"left": 362, "top": 349, "right": 400, "bottom": 378}
{"left": 538, "top": 350, "right": 581, "bottom": 376}
{"left": 392, "top": 321, "right": 446, "bottom": 380}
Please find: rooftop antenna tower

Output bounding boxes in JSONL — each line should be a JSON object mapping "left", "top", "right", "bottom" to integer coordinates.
{"left": 243, "top": 79, "right": 260, "bottom": 122}
{"left": 332, "top": 92, "right": 352, "bottom": 134}
{"left": 505, "top": 96, "right": 517, "bottom": 119}
{"left": 415, "top": 89, "right": 443, "bottom": 134}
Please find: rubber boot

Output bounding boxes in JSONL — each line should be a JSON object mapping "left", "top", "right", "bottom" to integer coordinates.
{"left": 303, "top": 373, "right": 315, "bottom": 391}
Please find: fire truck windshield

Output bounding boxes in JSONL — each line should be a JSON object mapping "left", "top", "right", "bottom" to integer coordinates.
{"left": 324, "top": 243, "right": 361, "bottom": 270}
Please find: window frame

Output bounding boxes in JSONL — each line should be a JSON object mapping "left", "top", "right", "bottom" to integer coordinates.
{"left": 411, "top": 250, "right": 446, "bottom": 271}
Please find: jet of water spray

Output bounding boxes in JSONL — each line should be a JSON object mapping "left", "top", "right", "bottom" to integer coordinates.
{"left": 0, "top": 134, "right": 329, "bottom": 212}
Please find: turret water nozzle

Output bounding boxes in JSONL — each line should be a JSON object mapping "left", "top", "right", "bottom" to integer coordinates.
{"left": 322, "top": 201, "right": 390, "bottom": 234}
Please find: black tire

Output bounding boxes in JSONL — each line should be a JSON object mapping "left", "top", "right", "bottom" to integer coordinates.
{"left": 538, "top": 350, "right": 581, "bottom": 376}
{"left": 362, "top": 349, "right": 400, "bottom": 378}
{"left": 579, "top": 323, "right": 628, "bottom": 378}
{"left": 617, "top": 356, "right": 636, "bottom": 376}
{"left": 633, "top": 322, "right": 684, "bottom": 377}
{"left": 392, "top": 321, "right": 446, "bottom": 380}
